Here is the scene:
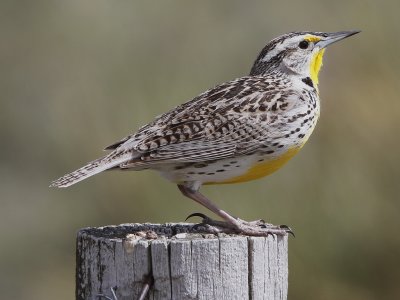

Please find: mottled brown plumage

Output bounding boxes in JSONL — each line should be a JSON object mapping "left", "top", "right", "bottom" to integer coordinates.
{"left": 51, "top": 30, "right": 359, "bottom": 236}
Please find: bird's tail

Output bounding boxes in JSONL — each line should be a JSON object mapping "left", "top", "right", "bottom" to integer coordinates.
{"left": 50, "top": 151, "right": 132, "bottom": 188}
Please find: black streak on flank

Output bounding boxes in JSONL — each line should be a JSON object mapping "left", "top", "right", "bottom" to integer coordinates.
{"left": 302, "top": 77, "right": 314, "bottom": 88}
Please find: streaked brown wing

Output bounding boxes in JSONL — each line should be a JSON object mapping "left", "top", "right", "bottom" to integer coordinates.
{"left": 103, "top": 75, "right": 292, "bottom": 167}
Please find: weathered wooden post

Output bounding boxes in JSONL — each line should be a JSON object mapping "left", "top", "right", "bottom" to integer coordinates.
{"left": 76, "top": 223, "right": 288, "bottom": 300}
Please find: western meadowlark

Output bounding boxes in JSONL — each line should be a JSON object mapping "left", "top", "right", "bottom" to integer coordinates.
{"left": 51, "top": 30, "right": 360, "bottom": 236}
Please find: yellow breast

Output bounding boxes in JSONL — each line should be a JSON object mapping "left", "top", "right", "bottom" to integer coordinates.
{"left": 206, "top": 147, "right": 301, "bottom": 185}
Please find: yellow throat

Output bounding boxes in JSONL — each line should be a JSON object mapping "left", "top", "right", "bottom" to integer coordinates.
{"left": 310, "top": 49, "right": 325, "bottom": 88}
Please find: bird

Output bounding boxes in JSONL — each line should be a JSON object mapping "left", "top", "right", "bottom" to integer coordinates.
{"left": 51, "top": 30, "right": 360, "bottom": 236}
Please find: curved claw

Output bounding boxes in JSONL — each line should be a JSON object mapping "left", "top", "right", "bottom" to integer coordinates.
{"left": 279, "top": 224, "right": 295, "bottom": 237}
{"left": 185, "top": 212, "right": 209, "bottom": 222}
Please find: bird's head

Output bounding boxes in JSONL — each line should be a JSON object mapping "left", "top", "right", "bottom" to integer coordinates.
{"left": 250, "top": 31, "right": 360, "bottom": 87}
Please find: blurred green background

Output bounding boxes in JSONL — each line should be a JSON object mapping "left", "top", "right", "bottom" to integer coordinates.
{"left": 1, "top": 0, "right": 400, "bottom": 299}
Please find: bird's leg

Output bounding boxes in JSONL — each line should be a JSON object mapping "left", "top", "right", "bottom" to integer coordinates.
{"left": 178, "top": 184, "right": 240, "bottom": 228}
{"left": 178, "top": 184, "right": 293, "bottom": 236}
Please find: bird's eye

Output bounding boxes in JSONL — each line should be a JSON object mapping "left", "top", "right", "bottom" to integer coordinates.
{"left": 298, "top": 40, "right": 309, "bottom": 49}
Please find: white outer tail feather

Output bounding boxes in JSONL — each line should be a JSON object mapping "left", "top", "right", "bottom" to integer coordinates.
{"left": 50, "top": 152, "right": 133, "bottom": 188}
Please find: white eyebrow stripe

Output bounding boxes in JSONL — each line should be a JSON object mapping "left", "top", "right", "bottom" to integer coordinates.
{"left": 261, "top": 45, "right": 284, "bottom": 62}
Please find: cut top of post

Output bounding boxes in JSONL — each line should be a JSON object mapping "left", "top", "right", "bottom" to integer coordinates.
{"left": 76, "top": 223, "right": 288, "bottom": 300}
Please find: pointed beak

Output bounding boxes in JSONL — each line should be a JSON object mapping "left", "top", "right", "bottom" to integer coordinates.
{"left": 317, "top": 30, "right": 361, "bottom": 48}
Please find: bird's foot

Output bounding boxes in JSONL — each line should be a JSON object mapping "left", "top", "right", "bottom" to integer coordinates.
{"left": 233, "top": 221, "right": 294, "bottom": 237}
{"left": 186, "top": 213, "right": 294, "bottom": 237}
{"left": 238, "top": 218, "right": 271, "bottom": 227}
